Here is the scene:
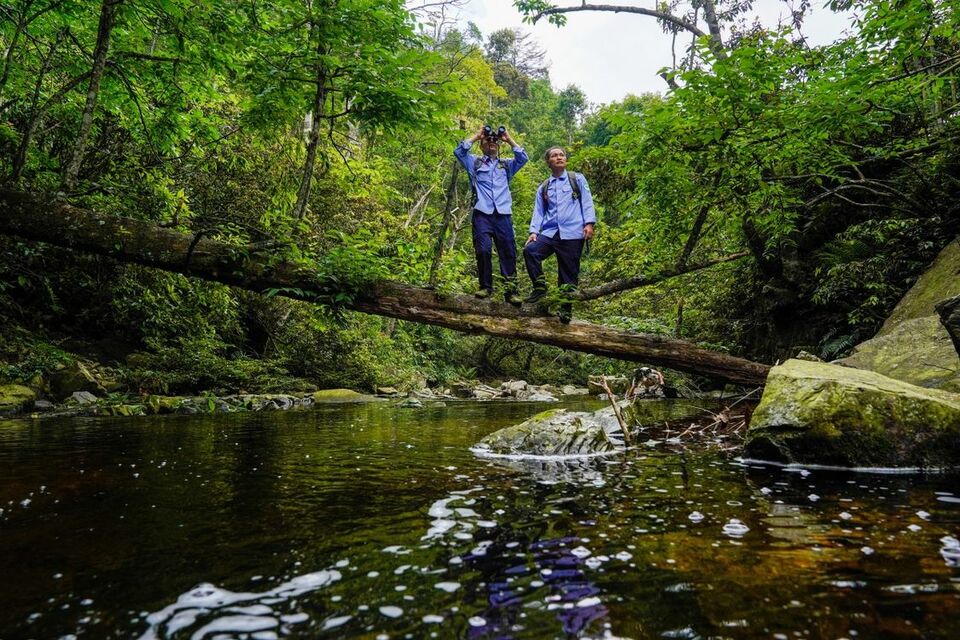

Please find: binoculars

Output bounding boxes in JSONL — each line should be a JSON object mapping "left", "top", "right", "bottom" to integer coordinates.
{"left": 483, "top": 125, "right": 507, "bottom": 140}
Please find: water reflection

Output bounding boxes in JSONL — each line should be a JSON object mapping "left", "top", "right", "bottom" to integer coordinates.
{"left": 0, "top": 402, "right": 959, "bottom": 639}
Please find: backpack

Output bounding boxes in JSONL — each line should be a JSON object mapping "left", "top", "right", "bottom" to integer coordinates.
{"left": 471, "top": 156, "right": 509, "bottom": 205}
{"left": 540, "top": 171, "right": 581, "bottom": 208}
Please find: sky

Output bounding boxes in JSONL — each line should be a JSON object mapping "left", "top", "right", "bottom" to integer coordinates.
{"left": 457, "top": 1, "right": 858, "bottom": 105}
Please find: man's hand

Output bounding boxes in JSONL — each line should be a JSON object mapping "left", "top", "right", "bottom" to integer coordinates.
{"left": 469, "top": 127, "right": 485, "bottom": 143}
{"left": 502, "top": 131, "right": 515, "bottom": 146}
{"left": 583, "top": 224, "right": 595, "bottom": 240}
{"left": 526, "top": 233, "right": 537, "bottom": 246}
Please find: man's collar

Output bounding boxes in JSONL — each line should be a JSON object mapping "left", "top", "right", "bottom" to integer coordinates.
{"left": 550, "top": 170, "right": 568, "bottom": 181}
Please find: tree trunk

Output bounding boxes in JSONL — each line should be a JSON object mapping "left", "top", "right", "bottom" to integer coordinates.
{"left": 60, "top": 0, "right": 122, "bottom": 192}
{"left": 428, "top": 159, "right": 461, "bottom": 286}
{"left": 0, "top": 190, "right": 772, "bottom": 385}
{"left": 292, "top": 79, "right": 326, "bottom": 220}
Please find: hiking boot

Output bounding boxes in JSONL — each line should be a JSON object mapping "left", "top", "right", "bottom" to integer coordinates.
{"left": 474, "top": 288, "right": 493, "bottom": 299}
{"left": 558, "top": 304, "right": 572, "bottom": 324}
{"left": 505, "top": 292, "right": 523, "bottom": 307}
{"left": 523, "top": 289, "right": 547, "bottom": 304}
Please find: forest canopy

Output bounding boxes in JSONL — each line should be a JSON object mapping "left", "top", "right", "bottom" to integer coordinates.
{"left": 0, "top": 0, "right": 957, "bottom": 393}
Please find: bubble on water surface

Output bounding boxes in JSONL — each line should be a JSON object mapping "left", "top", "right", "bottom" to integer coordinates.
{"left": 940, "top": 536, "right": 960, "bottom": 567}
{"left": 861, "top": 546, "right": 875, "bottom": 555}
{"left": 321, "top": 615, "right": 351, "bottom": 630}
{"left": 379, "top": 606, "right": 403, "bottom": 618}
{"left": 722, "top": 519, "right": 749, "bottom": 538}
{"left": 188, "top": 614, "right": 278, "bottom": 638}
{"left": 434, "top": 582, "right": 460, "bottom": 592}
{"left": 423, "top": 614, "right": 444, "bottom": 623}
{"left": 382, "top": 545, "right": 411, "bottom": 555}
{"left": 138, "top": 569, "right": 340, "bottom": 638}
{"left": 468, "top": 616, "right": 486, "bottom": 627}
{"left": 688, "top": 511, "right": 704, "bottom": 523}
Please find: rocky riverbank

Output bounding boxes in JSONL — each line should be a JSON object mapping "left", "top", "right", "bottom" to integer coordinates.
{"left": 0, "top": 378, "right": 604, "bottom": 419}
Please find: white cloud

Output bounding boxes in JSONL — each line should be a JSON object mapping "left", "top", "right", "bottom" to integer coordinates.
{"left": 459, "top": 1, "right": 856, "bottom": 105}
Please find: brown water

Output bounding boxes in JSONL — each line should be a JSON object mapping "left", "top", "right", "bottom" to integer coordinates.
{"left": 0, "top": 399, "right": 958, "bottom": 639}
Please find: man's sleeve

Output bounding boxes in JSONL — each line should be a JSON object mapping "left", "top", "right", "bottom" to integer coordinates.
{"left": 530, "top": 185, "right": 544, "bottom": 234}
{"left": 453, "top": 140, "right": 474, "bottom": 173}
{"left": 579, "top": 175, "right": 597, "bottom": 225}
{"left": 506, "top": 146, "right": 529, "bottom": 179}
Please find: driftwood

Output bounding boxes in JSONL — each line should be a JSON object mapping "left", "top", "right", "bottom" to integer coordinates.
{"left": 598, "top": 375, "right": 632, "bottom": 446}
{"left": 0, "top": 190, "right": 771, "bottom": 385}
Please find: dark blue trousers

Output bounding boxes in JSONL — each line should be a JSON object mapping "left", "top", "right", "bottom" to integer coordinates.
{"left": 472, "top": 211, "right": 517, "bottom": 292}
{"left": 523, "top": 233, "right": 585, "bottom": 291}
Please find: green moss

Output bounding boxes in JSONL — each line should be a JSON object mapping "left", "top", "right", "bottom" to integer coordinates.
{"left": 312, "top": 389, "right": 377, "bottom": 403}
{"left": 0, "top": 384, "right": 37, "bottom": 414}
{"left": 880, "top": 240, "right": 960, "bottom": 335}
{"left": 838, "top": 316, "right": 960, "bottom": 392}
{"left": 144, "top": 395, "right": 185, "bottom": 414}
{"left": 746, "top": 359, "right": 960, "bottom": 467}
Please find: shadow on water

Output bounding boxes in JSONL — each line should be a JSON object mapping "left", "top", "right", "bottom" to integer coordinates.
{"left": 1, "top": 399, "right": 959, "bottom": 638}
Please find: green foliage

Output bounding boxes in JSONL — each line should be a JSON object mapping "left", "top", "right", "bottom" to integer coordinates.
{"left": 2, "top": 0, "right": 958, "bottom": 393}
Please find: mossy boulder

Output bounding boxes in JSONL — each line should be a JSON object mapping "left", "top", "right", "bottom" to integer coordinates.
{"left": 745, "top": 359, "right": 960, "bottom": 468}
{"left": 311, "top": 389, "right": 378, "bottom": 403}
{"left": 834, "top": 238, "right": 960, "bottom": 392}
{"left": 475, "top": 408, "right": 621, "bottom": 457}
{"left": 0, "top": 384, "right": 37, "bottom": 414}
{"left": 144, "top": 395, "right": 185, "bottom": 414}
{"left": 836, "top": 316, "right": 960, "bottom": 392}
{"left": 48, "top": 361, "right": 105, "bottom": 400}
{"left": 878, "top": 239, "right": 960, "bottom": 334}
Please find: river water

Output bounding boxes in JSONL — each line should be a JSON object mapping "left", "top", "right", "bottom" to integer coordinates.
{"left": 1, "top": 399, "right": 959, "bottom": 639}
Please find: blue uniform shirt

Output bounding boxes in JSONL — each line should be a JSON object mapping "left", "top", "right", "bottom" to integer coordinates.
{"left": 530, "top": 171, "right": 597, "bottom": 239}
{"left": 454, "top": 140, "right": 528, "bottom": 215}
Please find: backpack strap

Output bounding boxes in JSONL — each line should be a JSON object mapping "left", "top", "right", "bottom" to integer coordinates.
{"left": 541, "top": 172, "right": 582, "bottom": 208}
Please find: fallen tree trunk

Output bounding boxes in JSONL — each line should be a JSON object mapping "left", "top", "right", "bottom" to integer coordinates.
{"left": 0, "top": 190, "right": 771, "bottom": 385}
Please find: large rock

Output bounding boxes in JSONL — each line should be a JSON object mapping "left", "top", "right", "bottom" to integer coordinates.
{"left": 879, "top": 239, "right": 960, "bottom": 333}
{"left": 0, "top": 384, "right": 37, "bottom": 414}
{"left": 48, "top": 361, "right": 105, "bottom": 400}
{"left": 836, "top": 316, "right": 960, "bottom": 392}
{"left": 936, "top": 294, "right": 960, "bottom": 357}
{"left": 474, "top": 408, "right": 622, "bottom": 457}
{"left": 745, "top": 359, "right": 960, "bottom": 468}
{"left": 836, "top": 238, "right": 960, "bottom": 391}
{"left": 311, "top": 389, "right": 379, "bottom": 403}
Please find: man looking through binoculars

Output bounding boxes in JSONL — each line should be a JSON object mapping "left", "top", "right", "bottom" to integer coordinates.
{"left": 454, "top": 125, "right": 528, "bottom": 305}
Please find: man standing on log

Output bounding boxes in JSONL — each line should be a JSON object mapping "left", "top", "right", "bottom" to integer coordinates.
{"left": 454, "top": 126, "right": 528, "bottom": 305}
{"left": 523, "top": 146, "right": 596, "bottom": 324}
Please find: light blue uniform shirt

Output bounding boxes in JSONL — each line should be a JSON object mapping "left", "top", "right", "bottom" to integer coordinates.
{"left": 530, "top": 171, "right": 597, "bottom": 239}
{"left": 454, "top": 140, "right": 529, "bottom": 215}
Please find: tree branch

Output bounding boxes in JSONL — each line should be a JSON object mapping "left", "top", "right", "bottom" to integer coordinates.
{"left": 574, "top": 251, "right": 750, "bottom": 301}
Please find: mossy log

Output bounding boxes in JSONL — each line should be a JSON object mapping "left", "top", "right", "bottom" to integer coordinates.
{"left": 0, "top": 190, "right": 770, "bottom": 385}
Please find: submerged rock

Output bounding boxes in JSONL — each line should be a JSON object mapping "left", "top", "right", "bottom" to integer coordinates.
{"left": 745, "top": 359, "right": 960, "bottom": 468}
{"left": 475, "top": 408, "right": 622, "bottom": 457}
{"left": 0, "top": 384, "right": 37, "bottom": 415}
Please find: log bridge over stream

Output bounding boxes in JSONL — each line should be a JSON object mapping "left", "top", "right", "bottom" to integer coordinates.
{"left": 0, "top": 190, "right": 771, "bottom": 386}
